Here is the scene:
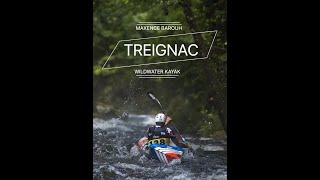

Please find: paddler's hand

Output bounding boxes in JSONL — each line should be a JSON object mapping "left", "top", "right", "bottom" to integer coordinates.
{"left": 181, "top": 140, "right": 192, "bottom": 149}
{"left": 185, "top": 143, "right": 192, "bottom": 149}
{"left": 165, "top": 116, "right": 172, "bottom": 125}
{"left": 184, "top": 142, "right": 194, "bottom": 153}
{"left": 184, "top": 141, "right": 195, "bottom": 154}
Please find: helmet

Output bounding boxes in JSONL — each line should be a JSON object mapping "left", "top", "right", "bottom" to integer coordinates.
{"left": 155, "top": 113, "right": 166, "bottom": 123}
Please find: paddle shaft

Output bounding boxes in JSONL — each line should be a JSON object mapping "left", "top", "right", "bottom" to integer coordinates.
{"left": 147, "top": 91, "right": 187, "bottom": 143}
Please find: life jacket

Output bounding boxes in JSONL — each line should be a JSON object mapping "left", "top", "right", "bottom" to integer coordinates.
{"left": 147, "top": 125, "right": 173, "bottom": 147}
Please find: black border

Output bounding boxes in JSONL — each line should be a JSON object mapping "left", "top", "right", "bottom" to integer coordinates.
{"left": 4, "top": 0, "right": 308, "bottom": 179}
{"left": 3, "top": 0, "right": 93, "bottom": 179}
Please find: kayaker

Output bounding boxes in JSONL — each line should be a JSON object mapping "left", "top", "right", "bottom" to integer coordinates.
{"left": 146, "top": 113, "right": 191, "bottom": 149}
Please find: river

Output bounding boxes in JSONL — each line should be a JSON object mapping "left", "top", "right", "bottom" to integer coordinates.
{"left": 93, "top": 114, "right": 227, "bottom": 180}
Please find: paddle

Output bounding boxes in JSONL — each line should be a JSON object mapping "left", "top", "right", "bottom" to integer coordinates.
{"left": 146, "top": 91, "right": 188, "bottom": 144}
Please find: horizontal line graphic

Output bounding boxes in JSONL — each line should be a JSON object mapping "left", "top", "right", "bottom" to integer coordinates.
{"left": 137, "top": 24, "right": 182, "bottom": 26}
{"left": 138, "top": 22, "right": 180, "bottom": 23}
{"left": 136, "top": 75, "right": 179, "bottom": 76}
{"left": 138, "top": 77, "right": 177, "bottom": 79}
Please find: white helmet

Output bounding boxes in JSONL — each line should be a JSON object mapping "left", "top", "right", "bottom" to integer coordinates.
{"left": 155, "top": 113, "right": 166, "bottom": 123}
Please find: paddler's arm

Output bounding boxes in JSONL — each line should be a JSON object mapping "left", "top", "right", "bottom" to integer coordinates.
{"left": 165, "top": 118, "right": 190, "bottom": 148}
{"left": 164, "top": 115, "right": 172, "bottom": 126}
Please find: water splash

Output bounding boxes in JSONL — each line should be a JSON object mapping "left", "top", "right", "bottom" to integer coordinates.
{"left": 170, "top": 172, "right": 194, "bottom": 180}
{"left": 202, "top": 145, "right": 224, "bottom": 151}
{"left": 138, "top": 155, "right": 148, "bottom": 164}
{"left": 168, "top": 158, "right": 182, "bottom": 166}
{"left": 116, "top": 146, "right": 130, "bottom": 157}
{"left": 114, "top": 162, "right": 152, "bottom": 171}
{"left": 93, "top": 118, "right": 133, "bottom": 132}
{"left": 129, "top": 145, "right": 140, "bottom": 157}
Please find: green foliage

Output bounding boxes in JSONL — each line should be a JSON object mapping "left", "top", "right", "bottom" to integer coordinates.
{"left": 197, "top": 109, "right": 226, "bottom": 137}
{"left": 93, "top": 0, "right": 227, "bottom": 138}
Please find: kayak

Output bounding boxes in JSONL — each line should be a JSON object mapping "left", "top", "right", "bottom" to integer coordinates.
{"left": 138, "top": 137, "right": 148, "bottom": 151}
{"left": 137, "top": 137, "right": 184, "bottom": 164}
